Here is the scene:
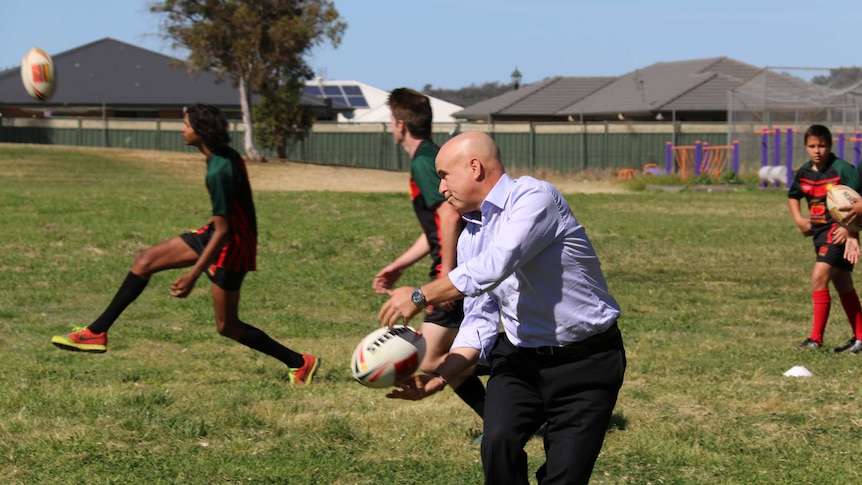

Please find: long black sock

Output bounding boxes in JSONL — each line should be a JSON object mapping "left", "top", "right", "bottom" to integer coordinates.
{"left": 454, "top": 375, "right": 486, "bottom": 419}
{"left": 237, "top": 322, "right": 304, "bottom": 368}
{"left": 88, "top": 272, "right": 149, "bottom": 334}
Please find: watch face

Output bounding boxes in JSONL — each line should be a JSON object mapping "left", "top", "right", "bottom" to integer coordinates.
{"left": 412, "top": 287, "right": 425, "bottom": 306}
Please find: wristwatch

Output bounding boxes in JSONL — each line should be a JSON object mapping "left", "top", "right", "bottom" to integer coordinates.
{"left": 411, "top": 286, "right": 427, "bottom": 308}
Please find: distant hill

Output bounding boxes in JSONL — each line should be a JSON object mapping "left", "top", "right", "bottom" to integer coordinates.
{"left": 422, "top": 81, "right": 515, "bottom": 107}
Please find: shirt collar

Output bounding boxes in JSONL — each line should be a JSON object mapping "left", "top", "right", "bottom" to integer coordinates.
{"left": 461, "top": 174, "right": 515, "bottom": 226}
{"left": 482, "top": 173, "right": 514, "bottom": 213}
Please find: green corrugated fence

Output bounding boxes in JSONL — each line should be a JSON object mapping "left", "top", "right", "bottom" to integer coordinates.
{"left": 0, "top": 117, "right": 776, "bottom": 176}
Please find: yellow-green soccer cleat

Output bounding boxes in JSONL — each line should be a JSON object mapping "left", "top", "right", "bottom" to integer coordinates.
{"left": 289, "top": 354, "right": 320, "bottom": 385}
{"left": 51, "top": 326, "right": 107, "bottom": 353}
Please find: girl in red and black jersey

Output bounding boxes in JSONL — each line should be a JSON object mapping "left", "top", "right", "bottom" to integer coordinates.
{"left": 52, "top": 104, "right": 320, "bottom": 384}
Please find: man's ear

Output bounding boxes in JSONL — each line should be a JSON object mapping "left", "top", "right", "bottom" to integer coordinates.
{"left": 394, "top": 119, "right": 406, "bottom": 134}
{"left": 470, "top": 157, "right": 484, "bottom": 181}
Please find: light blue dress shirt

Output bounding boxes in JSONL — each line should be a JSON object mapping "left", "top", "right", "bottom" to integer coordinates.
{"left": 449, "top": 174, "right": 620, "bottom": 356}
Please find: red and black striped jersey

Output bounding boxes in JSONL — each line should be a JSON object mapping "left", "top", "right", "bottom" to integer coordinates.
{"left": 204, "top": 146, "right": 257, "bottom": 272}
{"left": 409, "top": 139, "right": 446, "bottom": 280}
{"left": 788, "top": 154, "right": 858, "bottom": 226}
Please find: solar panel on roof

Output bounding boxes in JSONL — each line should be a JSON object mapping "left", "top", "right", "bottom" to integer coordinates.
{"left": 305, "top": 83, "right": 369, "bottom": 109}
{"left": 347, "top": 95, "right": 369, "bottom": 108}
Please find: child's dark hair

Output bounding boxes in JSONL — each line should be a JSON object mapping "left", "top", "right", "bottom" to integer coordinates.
{"left": 387, "top": 88, "right": 433, "bottom": 139}
{"left": 804, "top": 124, "right": 833, "bottom": 147}
{"left": 186, "top": 104, "right": 230, "bottom": 149}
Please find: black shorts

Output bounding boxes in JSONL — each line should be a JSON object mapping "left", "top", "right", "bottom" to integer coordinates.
{"left": 812, "top": 224, "right": 853, "bottom": 272}
{"left": 180, "top": 228, "right": 247, "bottom": 291}
{"left": 422, "top": 298, "right": 464, "bottom": 329}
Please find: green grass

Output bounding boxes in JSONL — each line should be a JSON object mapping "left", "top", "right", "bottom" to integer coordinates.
{"left": 1, "top": 145, "right": 860, "bottom": 484}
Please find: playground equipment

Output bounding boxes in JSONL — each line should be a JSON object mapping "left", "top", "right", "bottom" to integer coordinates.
{"left": 758, "top": 127, "right": 862, "bottom": 189}
{"left": 664, "top": 140, "right": 740, "bottom": 180}
{"left": 836, "top": 131, "right": 862, "bottom": 167}
{"left": 759, "top": 127, "right": 793, "bottom": 188}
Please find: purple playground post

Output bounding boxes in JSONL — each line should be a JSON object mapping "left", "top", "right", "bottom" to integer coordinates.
{"left": 773, "top": 128, "right": 781, "bottom": 186}
{"left": 665, "top": 141, "right": 673, "bottom": 174}
{"left": 783, "top": 127, "right": 793, "bottom": 188}
{"left": 761, "top": 127, "right": 768, "bottom": 188}
{"left": 855, "top": 131, "right": 861, "bottom": 167}
{"left": 694, "top": 140, "right": 702, "bottom": 176}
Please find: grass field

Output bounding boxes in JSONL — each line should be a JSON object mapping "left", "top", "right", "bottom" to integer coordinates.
{"left": 2, "top": 145, "right": 861, "bottom": 484}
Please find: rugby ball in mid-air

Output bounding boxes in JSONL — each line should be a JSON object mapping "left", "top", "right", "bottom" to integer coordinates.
{"left": 826, "top": 184, "right": 861, "bottom": 231}
{"left": 351, "top": 325, "right": 426, "bottom": 388}
{"left": 20, "top": 47, "right": 57, "bottom": 101}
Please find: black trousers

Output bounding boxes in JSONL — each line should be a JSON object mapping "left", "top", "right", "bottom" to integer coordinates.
{"left": 481, "top": 328, "right": 626, "bottom": 485}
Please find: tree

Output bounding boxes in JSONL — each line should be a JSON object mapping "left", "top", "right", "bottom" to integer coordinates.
{"left": 811, "top": 67, "right": 862, "bottom": 90}
{"left": 150, "top": 0, "right": 346, "bottom": 160}
{"left": 422, "top": 81, "right": 514, "bottom": 107}
{"left": 253, "top": 77, "right": 313, "bottom": 159}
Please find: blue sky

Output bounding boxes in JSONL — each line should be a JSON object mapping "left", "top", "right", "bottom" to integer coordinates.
{"left": 2, "top": 0, "right": 860, "bottom": 92}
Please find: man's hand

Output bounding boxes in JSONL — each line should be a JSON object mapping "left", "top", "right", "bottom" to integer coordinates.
{"left": 386, "top": 373, "right": 444, "bottom": 400}
{"left": 378, "top": 286, "right": 422, "bottom": 328}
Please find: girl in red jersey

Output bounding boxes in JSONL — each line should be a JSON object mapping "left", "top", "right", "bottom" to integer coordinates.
{"left": 52, "top": 104, "right": 320, "bottom": 384}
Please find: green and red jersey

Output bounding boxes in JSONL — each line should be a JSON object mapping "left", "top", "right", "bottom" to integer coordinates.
{"left": 205, "top": 146, "right": 257, "bottom": 272}
{"left": 788, "top": 154, "right": 858, "bottom": 227}
{"left": 409, "top": 139, "right": 447, "bottom": 280}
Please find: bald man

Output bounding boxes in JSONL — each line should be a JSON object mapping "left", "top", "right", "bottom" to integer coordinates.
{"left": 379, "top": 131, "right": 626, "bottom": 485}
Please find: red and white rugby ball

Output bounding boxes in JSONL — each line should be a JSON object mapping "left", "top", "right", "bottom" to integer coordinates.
{"left": 826, "top": 184, "right": 861, "bottom": 231}
{"left": 351, "top": 325, "right": 426, "bottom": 388}
{"left": 20, "top": 47, "right": 57, "bottom": 101}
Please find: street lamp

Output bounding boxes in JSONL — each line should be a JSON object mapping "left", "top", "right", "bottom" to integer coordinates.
{"left": 511, "top": 67, "right": 522, "bottom": 90}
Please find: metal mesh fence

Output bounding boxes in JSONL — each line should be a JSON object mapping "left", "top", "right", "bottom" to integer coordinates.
{"left": 729, "top": 67, "right": 862, "bottom": 135}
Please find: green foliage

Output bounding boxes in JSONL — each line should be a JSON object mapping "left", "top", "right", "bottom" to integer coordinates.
{"left": 253, "top": 78, "right": 313, "bottom": 159}
{"left": 150, "top": 0, "right": 347, "bottom": 159}
{"left": 624, "top": 170, "right": 755, "bottom": 191}
{"left": 5, "top": 145, "right": 862, "bottom": 484}
{"left": 811, "top": 67, "right": 862, "bottom": 89}
{"left": 690, "top": 173, "right": 713, "bottom": 185}
{"left": 719, "top": 168, "right": 742, "bottom": 185}
{"left": 422, "top": 81, "right": 515, "bottom": 106}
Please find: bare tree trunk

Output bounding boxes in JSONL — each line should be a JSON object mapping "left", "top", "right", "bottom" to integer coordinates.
{"left": 238, "top": 77, "right": 265, "bottom": 161}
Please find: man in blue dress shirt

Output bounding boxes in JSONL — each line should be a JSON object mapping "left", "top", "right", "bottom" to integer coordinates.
{"left": 379, "top": 131, "right": 626, "bottom": 485}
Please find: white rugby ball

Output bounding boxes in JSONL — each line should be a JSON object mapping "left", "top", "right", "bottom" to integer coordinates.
{"left": 20, "top": 47, "right": 57, "bottom": 101}
{"left": 826, "top": 184, "right": 861, "bottom": 231}
{"left": 351, "top": 325, "right": 426, "bottom": 388}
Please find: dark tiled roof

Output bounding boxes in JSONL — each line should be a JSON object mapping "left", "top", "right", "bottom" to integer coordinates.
{"left": 0, "top": 37, "right": 348, "bottom": 111}
{"left": 561, "top": 57, "right": 760, "bottom": 116}
{"left": 455, "top": 56, "right": 843, "bottom": 121}
{"left": 454, "top": 76, "right": 615, "bottom": 118}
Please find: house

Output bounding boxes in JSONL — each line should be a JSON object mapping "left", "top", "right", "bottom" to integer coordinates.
{"left": 454, "top": 76, "right": 616, "bottom": 122}
{"left": 454, "top": 57, "right": 859, "bottom": 123}
{"left": 303, "top": 79, "right": 463, "bottom": 123}
{"left": 0, "top": 38, "right": 352, "bottom": 120}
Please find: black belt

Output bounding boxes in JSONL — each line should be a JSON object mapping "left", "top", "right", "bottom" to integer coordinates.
{"left": 521, "top": 322, "right": 620, "bottom": 357}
